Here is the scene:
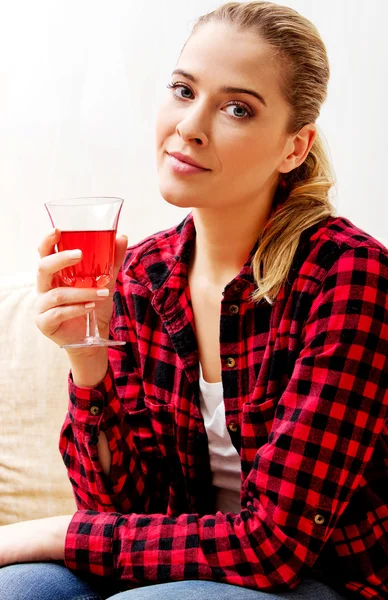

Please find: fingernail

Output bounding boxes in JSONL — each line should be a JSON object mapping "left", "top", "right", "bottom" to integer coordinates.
{"left": 69, "top": 250, "right": 82, "bottom": 259}
{"left": 96, "top": 289, "right": 109, "bottom": 297}
{"left": 50, "top": 228, "right": 57, "bottom": 236}
{"left": 85, "top": 302, "right": 95, "bottom": 309}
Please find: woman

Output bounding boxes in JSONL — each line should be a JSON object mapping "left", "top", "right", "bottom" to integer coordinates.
{"left": 1, "top": 2, "right": 387, "bottom": 599}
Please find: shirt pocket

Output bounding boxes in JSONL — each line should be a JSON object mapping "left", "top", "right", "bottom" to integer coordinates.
{"left": 122, "top": 397, "right": 176, "bottom": 474}
{"left": 240, "top": 397, "right": 278, "bottom": 470}
{"left": 143, "top": 396, "right": 177, "bottom": 459}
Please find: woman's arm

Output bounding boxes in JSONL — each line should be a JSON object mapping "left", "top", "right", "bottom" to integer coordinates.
{"left": 60, "top": 345, "right": 154, "bottom": 514}
{"left": 66, "top": 347, "right": 111, "bottom": 475}
{"left": 0, "top": 515, "right": 72, "bottom": 567}
{"left": 59, "top": 265, "right": 158, "bottom": 515}
{"left": 68, "top": 346, "right": 109, "bottom": 389}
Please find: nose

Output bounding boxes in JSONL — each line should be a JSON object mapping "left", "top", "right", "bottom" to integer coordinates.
{"left": 175, "top": 105, "right": 210, "bottom": 147}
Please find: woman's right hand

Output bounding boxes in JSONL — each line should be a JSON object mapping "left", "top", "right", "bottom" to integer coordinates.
{"left": 35, "top": 228, "right": 128, "bottom": 359}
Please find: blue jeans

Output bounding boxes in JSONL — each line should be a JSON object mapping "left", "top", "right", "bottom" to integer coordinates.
{"left": 0, "top": 562, "right": 348, "bottom": 600}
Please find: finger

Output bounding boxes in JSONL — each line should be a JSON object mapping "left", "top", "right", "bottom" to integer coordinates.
{"left": 35, "top": 302, "right": 95, "bottom": 338}
{"left": 112, "top": 235, "right": 128, "bottom": 280}
{"left": 36, "top": 249, "right": 83, "bottom": 295}
{"left": 37, "top": 228, "right": 61, "bottom": 259}
{"left": 36, "top": 285, "right": 110, "bottom": 315}
{"left": 37, "top": 229, "right": 62, "bottom": 289}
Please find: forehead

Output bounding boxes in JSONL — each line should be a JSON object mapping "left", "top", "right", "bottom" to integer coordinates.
{"left": 178, "top": 22, "right": 282, "bottom": 101}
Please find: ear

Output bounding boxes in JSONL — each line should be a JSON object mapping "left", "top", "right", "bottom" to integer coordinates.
{"left": 278, "top": 123, "right": 317, "bottom": 174}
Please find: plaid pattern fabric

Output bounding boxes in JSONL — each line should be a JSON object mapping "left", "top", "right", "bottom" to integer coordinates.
{"left": 59, "top": 212, "right": 388, "bottom": 598}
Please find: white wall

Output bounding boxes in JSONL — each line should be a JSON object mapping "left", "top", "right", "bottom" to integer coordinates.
{"left": 1, "top": 0, "right": 387, "bottom": 277}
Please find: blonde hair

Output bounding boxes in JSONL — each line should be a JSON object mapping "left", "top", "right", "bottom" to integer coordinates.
{"left": 189, "top": 1, "right": 336, "bottom": 303}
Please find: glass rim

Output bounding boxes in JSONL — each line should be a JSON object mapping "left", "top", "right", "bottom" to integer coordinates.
{"left": 45, "top": 196, "right": 124, "bottom": 207}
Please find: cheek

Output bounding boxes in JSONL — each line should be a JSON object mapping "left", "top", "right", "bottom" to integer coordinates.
{"left": 155, "top": 100, "right": 175, "bottom": 148}
{"left": 154, "top": 112, "right": 164, "bottom": 149}
{"left": 216, "top": 135, "right": 264, "bottom": 174}
{"left": 221, "top": 128, "right": 280, "bottom": 170}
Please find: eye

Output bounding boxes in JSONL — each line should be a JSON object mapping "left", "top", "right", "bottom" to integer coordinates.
{"left": 224, "top": 102, "right": 252, "bottom": 120}
{"left": 166, "top": 82, "right": 253, "bottom": 120}
{"left": 166, "top": 82, "right": 194, "bottom": 100}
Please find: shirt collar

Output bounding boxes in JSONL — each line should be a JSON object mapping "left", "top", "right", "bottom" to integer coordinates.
{"left": 125, "top": 211, "right": 259, "bottom": 296}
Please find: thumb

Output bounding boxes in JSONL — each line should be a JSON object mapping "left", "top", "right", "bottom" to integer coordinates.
{"left": 114, "top": 235, "right": 128, "bottom": 275}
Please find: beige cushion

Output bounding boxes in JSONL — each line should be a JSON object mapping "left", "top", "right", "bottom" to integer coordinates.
{"left": 0, "top": 273, "right": 76, "bottom": 524}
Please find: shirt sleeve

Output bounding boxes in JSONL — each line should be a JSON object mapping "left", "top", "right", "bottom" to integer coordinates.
{"left": 59, "top": 272, "right": 157, "bottom": 515}
{"left": 63, "top": 246, "right": 388, "bottom": 592}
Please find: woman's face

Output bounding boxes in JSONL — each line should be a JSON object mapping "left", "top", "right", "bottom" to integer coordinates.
{"left": 155, "top": 22, "right": 302, "bottom": 211}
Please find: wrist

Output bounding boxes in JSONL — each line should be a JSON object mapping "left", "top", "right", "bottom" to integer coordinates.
{"left": 0, "top": 515, "right": 72, "bottom": 567}
{"left": 47, "top": 515, "right": 73, "bottom": 561}
{"left": 68, "top": 347, "right": 109, "bottom": 388}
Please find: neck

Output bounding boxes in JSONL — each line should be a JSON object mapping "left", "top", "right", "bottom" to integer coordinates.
{"left": 189, "top": 198, "right": 274, "bottom": 287}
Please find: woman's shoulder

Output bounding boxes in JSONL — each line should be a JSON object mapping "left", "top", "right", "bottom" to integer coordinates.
{"left": 294, "top": 215, "right": 388, "bottom": 285}
{"left": 318, "top": 215, "right": 387, "bottom": 253}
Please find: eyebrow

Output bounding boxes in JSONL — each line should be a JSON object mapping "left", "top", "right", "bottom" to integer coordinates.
{"left": 171, "top": 69, "right": 267, "bottom": 108}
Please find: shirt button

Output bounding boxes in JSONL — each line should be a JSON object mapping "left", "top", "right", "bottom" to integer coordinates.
{"left": 90, "top": 406, "right": 101, "bottom": 416}
{"left": 229, "top": 304, "right": 239, "bottom": 314}
{"left": 226, "top": 357, "right": 236, "bottom": 368}
{"left": 314, "top": 514, "right": 325, "bottom": 525}
{"left": 228, "top": 421, "right": 239, "bottom": 432}
{"left": 233, "top": 283, "right": 242, "bottom": 293}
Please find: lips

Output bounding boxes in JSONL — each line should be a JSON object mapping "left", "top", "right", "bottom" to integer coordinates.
{"left": 168, "top": 152, "right": 209, "bottom": 170}
{"left": 167, "top": 154, "right": 210, "bottom": 175}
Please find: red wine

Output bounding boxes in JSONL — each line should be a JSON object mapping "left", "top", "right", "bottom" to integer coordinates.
{"left": 57, "top": 230, "right": 116, "bottom": 288}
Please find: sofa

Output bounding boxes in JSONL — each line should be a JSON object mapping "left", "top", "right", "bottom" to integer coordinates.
{"left": 0, "top": 272, "right": 76, "bottom": 525}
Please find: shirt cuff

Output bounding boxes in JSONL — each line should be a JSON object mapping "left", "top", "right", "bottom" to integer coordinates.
{"left": 64, "top": 510, "right": 120, "bottom": 577}
{"left": 68, "top": 364, "right": 118, "bottom": 431}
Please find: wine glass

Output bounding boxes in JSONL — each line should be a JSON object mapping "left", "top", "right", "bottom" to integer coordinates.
{"left": 45, "top": 196, "right": 126, "bottom": 349}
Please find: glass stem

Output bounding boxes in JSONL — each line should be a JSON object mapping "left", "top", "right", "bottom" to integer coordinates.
{"left": 86, "top": 312, "right": 91, "bottom": 337}
{"left": 86, "top": 309, "right": 100, "bottom": 339}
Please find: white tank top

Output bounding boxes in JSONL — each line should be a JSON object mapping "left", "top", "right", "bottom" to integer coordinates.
{"left": 198, "top": 363, "right": 241, "bottom": 513}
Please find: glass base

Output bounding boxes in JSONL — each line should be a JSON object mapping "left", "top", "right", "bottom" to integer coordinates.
{"left": 60, "top": 337, "right": 126, "bottom": 349}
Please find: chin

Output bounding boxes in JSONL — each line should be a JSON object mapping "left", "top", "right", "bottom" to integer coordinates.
{"left": 158, "top": 181, "right": 196, "bottom": 208}
{"left": 161, "top": 194, "right": 194, "bottom": 209}
{"left": 158, "top": 177, "right": 224, "bottom": 210}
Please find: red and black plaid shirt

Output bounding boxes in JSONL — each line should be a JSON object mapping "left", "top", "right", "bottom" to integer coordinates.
{"left": 60, "top": 212, "right": 388, "bottom": 598}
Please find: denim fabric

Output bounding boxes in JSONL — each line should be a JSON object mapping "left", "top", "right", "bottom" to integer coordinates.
{"left": 0, "top": 562, "right": 347, "bottom": 600}
{"left": 108, "top": 578, "right": 348, "bottom": 599}
{"left": 0, "top": 562, "right": 114, "bottom": 600}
